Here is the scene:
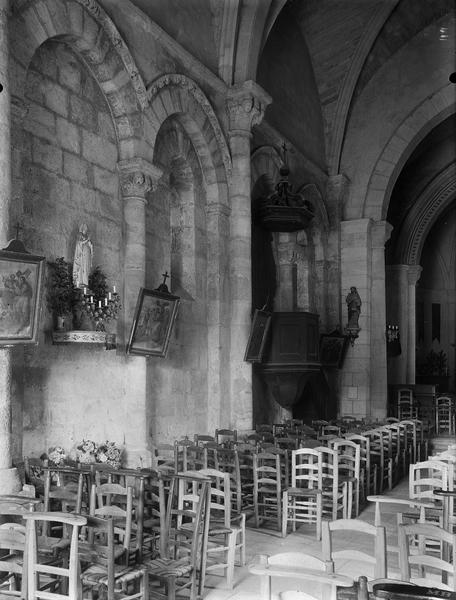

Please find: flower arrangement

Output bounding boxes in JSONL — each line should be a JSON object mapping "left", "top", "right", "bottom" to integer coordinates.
{"left": 96, "top": 441, "right": 123, "bottom": 469}
{"left": 47, "top": 446, "right": 66, "bottom": 466}
{"left": 78, "top": 266, "right": 121, "bottom": 331}
{"left": 76, "top": 439, "right": 98, "bottom": 463}
{"left": 46, "top": 257, "right": 77, "bottom": 315}
{"left": 75, "top": 439, "right": 123, "bottom": 468}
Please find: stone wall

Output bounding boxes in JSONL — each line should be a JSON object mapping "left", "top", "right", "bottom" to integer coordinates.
{"left": 17, "top": 41, "right": 133, "bottom": 460}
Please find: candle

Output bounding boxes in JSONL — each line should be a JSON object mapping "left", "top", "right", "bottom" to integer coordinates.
{"left": 105, "top": 298, "right": 108, "bottom": 306}
{"left": 90, "top": 296, "right": 94, "bottom": 303}
{"left": 113, "top": 285, "right": 116, "bottom": 294}
{"left": 98, "top": 300, "right": 102, "bottom": 308}
{"left": 108, "top": 292, "right": 112, "bottom": 300}
{"left": 83, "top": 287, "right": 87, "bottom": 295}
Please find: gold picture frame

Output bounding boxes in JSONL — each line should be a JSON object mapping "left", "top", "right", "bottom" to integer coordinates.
{"left": 126, "top": 287, "right": 180, "bottom": 357}
{"left": 0, "top": 248, "right": 45, "bottom": 346}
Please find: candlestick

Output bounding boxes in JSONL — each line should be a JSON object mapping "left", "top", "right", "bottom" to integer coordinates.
{"left": 105, "top": 298, "right": 108, "bottom": 306}
{"left": 83, "top": 287, "right": 87, "bottom": 295}
{"left": 90, "top": 296, "right": 94, "bottom": 303}
{"left": 113, "top": 285, "right": 116, "bottom": 294}
{"left": 108, "top": 292, "right": 112, "bottom": 300}
{"left": 98, "top": 300, "right": 102, "bottom": 308}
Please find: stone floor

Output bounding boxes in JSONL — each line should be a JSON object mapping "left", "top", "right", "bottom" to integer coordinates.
{"left": 202, "top": 476, "right": 417, "bottom": 599}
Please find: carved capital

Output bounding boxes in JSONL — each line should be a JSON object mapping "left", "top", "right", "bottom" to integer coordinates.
{"left": 117, "top": 158, "right": 162, "bottom": 199}
{"left": 407, "top": 265, "right": 422, "bottom": 287}
{"left": 226, "top": 80, "right": 271, "bottom": 134}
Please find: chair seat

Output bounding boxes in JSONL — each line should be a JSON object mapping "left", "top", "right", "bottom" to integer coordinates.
{"left": 82, "top": 564, "right": 132, "bottom": 587}
{"left": 286, "top": 487, "right": 322, "bottom": 497}
{"left": 143, "top": 556, "right": 193, "bottom": 578}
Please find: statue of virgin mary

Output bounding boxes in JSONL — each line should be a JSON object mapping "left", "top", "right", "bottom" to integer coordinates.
{"left": 73, "top": 223, "right": 93, "bottom": 288}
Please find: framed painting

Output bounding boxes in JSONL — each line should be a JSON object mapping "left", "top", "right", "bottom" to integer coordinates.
{"left": 319, "top": 332, "right": 348, "bottom": 368}
{"left": 126, "top": 287, "right": 180, "bottom": 357}
{"left": 0, "top": 249, "right": 45, "bottom": 346}
{"left": 244, "top": 308, "right": 272, "bottom": 363}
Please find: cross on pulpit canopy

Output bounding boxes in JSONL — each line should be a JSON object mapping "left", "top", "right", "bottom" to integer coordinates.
{"left": 15, "top": 222, "right": 23, "bottom": 239}
{"left": 155, "top": 271, "right": 171, "bottom": 294}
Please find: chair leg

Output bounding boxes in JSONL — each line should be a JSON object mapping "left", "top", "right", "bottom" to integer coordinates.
{"left": 226, "top": 533, "right": 236, "bottom": 590}
{"left": 282, "top": 492, "right": 288, "bottom": 537}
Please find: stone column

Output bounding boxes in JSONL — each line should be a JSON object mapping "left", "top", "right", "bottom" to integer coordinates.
{"left": 117, "top": 158, "right": 162, "bottom": 467}
{"left": 226, "top": 81, "right": 271, "bottom": 430}
{"left": 386, "top": 264, "right": 409, "bottom": 384}
{"left": 0, "top": 0, "right": 21, "bottom": 493}
{"left": 118, "top": 158, "right": 162, "bottom": 330}
{"left": 406, "top": 266, "right": 422, "bottom": 384}
{"left": 369, "top": 221, "right": 393, "bottom": 419}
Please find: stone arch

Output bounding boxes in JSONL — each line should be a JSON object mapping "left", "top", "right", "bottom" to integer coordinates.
{"left": 363, "top": 85, "right": 455, "bottom": 221}
{"left": 396, "top": 164, "right": 456, "bottom": 266}
{"left": 146, "top": 74, "right": 231, "bottom": 190}
{"left": 11, "top": 0, "right": 147, "bottom": 160}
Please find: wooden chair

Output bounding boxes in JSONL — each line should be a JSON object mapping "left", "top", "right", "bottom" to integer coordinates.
{"left": 41, "top": 466, "right": 85, "bottom": 537}
{"left": 322, "top": 518, "right": 387, "bottom": 581}
{"left": 0, "top": 514, "right": 27, "bottom": 598}
{"left": 248, "top": 552, "right": 354, "bottom": 600}
{"left": 253, "top": 451, "right": 282, "bottom": 531}
{"left": 80, "top": 515, "right": 148, "bottom": 600}
{"left": 365, "top": 428, "right": 392, "bottom": 492}
{"left": 398, "top": 522, "right": 456, "bottom": 590}
{"left": 409, "top": 460, "right": 450, "bottom": 504}
{"left": 90, "top": 483, "right": 136, "bottom": 565}
{"left": 345, "top": 433, "right": 376, "bottom": 502}
{"left": 142, "top": 472, "right": 211, "bottom": 600}
{"left": 154, "top": 443, "right": 178, "bottom": 472}
{"left": 436, "top": 396, "right": 455, "bottom": 435}
{"left": 281, "top": 448, "right": 322, "bottom": 539}
{"left": 213, "top": 447, "right": 243, "bottom": 514}
{"left": 197, "top": 468, "right": 245, "bottom": 590}
{"left": 182, "top": 443, "right": 208, "bottom": 471}
{"left": 397, "top": 388, "right": 417, "bottom": 420}
{"left": 193, "top": 434, "right": 216, "bottom": 447}
{"left": 140, "top": 468, "right": 169, "bottom": 560}
{"left": 331, "top": 438, "right": 360, "bottom": 517}
{"left": 214, "top": 429, "right": 238, "bottom": 447}
{"left": 22, "top": 512, "right": 87, "bottom": 600}
{"left": 316, "top": 446, "right": 348, "bottom": 520}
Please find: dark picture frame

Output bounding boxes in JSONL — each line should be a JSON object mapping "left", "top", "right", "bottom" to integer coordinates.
{"left": 0, "top": 249, "right": 45, "bottom": 346}
{"left": 319, "top": 332, "right": 348, "bottom": 368}
{"left": 126, "top": 287, "right": 180, "bottom": 358}
{"left": 244, "top": 308, "right": 272, "bottom": 363}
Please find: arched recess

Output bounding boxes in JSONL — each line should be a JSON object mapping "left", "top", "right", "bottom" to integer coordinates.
{"left": 363, "top": 85, "right": 456, "bottom": 221}
{"left": 144, "top": 74, "right": 232, "bottom": 439}
{"left": 396, "top": 164, "right": 456, "bottom": 266}
{"left": 11, "top": 0, "right": 148, "bottom": 161}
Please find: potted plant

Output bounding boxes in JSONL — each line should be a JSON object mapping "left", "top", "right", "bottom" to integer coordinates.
{"left": 416, "top": 349, "right": 449, "bottom": 392}
{"left": 46, "top": 257, "right": 76, "bottom": 330}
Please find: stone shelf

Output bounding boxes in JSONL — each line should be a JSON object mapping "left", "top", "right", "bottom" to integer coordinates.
{"left": 51, "top": 330, "right": 110, "bottom": 345}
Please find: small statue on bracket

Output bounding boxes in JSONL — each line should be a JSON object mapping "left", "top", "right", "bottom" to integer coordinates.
{"left": 345, "top": 286, "right": 361, "bottom": 345}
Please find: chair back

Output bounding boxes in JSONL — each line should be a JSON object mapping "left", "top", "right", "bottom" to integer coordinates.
{"left": 89, "top": 483, "right": 134, "bottom": 562}
{"left": 409, "top": 460, "right": 450, "bottom": 501}
{"left": 0, "top": 520, "right": 26, "bottom": 598}
{"left": 22, "top": 512, "right": 86, "bottom": 600}
{"left": 322, "top": 518, "right": 387, "bottom": 580}
{"left": 290, "top": 448, "right": 321, "bottom": 490}
{"left": 398, "top": 522, "right": 456, "bottom": 590}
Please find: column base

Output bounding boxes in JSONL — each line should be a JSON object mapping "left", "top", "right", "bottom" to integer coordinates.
{"left": 0, "top": 467, "right": 22, "bottom": 494}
